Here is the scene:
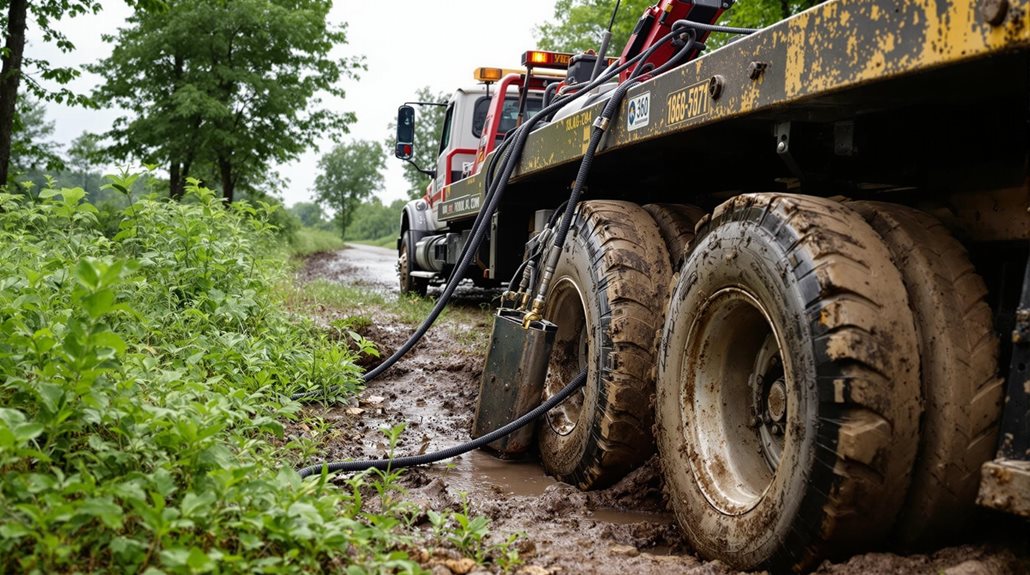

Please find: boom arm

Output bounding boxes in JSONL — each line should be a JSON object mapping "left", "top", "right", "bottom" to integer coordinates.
{"left": 618, "top": 0, "right": 733, "bottom": 82}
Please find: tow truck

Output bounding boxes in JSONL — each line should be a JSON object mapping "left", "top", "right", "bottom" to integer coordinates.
{"left": 392, "top": 0, "right": 1030, "bottom": 571}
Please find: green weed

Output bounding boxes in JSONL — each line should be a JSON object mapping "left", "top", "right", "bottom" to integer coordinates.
{"left": 0, "top": 176, "right": 511, "bottom": 573}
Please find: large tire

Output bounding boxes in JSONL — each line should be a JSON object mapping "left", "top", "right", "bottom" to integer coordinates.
{"left": 850, "top": 201, "right": 1003, "bottom": 547}
{"left": 656, "top": 193, "right": 922, "bottom": 571}
{"left": 642, "top": 203, "right": 707, "bottom": 269}
{"left": 537, "top": 200, "right": 672, "bottom": 490}
{"left": 398, "top": 231, "right": 428, "bottom": 297}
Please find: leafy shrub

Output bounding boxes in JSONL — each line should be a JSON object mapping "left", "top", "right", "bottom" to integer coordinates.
{"left": 0, "top": 177, "right": 509, "bottom": 573}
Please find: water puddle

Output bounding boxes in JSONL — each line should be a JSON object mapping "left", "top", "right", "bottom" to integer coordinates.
{"left": 445, "top": 450, "right": 558, "bottom": 497}
{"left": 442, "top": 449, "right": 679, "bottom": 528}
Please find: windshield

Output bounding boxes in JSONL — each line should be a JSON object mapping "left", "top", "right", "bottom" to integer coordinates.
{"left": 471, "top": 95, "right": 544, "bottom": 139}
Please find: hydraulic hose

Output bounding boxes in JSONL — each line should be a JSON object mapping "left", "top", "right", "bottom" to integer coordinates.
{"left": 529, "top": 33, "right": 697, "bottom": 310}
{"left": 292, "top": 46, "right": 673, "bottom": 403}
{"left": 294, "top": 18, "right": 724, "bottom": 478}
{"left": 297, "top": 370, "right": 587, "bottom": 478}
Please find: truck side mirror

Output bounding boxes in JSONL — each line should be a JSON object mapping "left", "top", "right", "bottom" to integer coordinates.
{"left": 395, "top": 105, "right": 415, "bottom": 160}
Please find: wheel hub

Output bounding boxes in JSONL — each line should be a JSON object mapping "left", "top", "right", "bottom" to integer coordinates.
{"left": 751, "top": 334, "right": 787, "bottom": 471}
{"left": 682, "top": 288, "right": 792, "bottom": 516}
{"left": 543, "top": 278, "right": 588, "bottom": 437}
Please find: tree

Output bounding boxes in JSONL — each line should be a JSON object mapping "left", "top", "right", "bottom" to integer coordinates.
{"left": 535, "top": 0, "right": 822, "bottom": 53}
{"left": 9, "top": 97, "right": 61, "bottom": 174}
{"left": 393, "top": 86, "right": 447, "bottom": 200}
{"left": 535, "top": 0, "right": 651, "bottom": 54}
{"left": 0, "top": 0, "right": 104, "bottom": 185}
{"left": 66, "top": 132, "right": 102, "bottom": 192}
{"left": 288, "top": 201, "right": 325, "bottom": 227}
{"left": 716, "top": 1, "right": 823, "bottom": 34}
{"left": 314, "top": 140, "right": 385, "bottom": 236}
{"left": 343, "top": 198, "right": 405, "bottom": 241}
{"left": 92, "top": 0, "right": 362, "bottom": 202}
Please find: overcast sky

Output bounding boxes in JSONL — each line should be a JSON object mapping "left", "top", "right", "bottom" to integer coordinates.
{"left": 34, "top": 0, "right": 562, "bottom": 206}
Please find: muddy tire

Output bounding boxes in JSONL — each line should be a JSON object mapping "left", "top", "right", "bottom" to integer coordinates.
{"left": 642, "top": 203, "right": 706, "bottom": 268}
{"left": 537, "top": 200, "right": 672, "bottom": 490}
{"left": 851, "top": 201, "right": 1003, "bottom": 547}
{"left": 399, "top": 231, "right": 428, "bottom": 297}
{"left": 656, "top": 194, "right": 922, "bottom": 571}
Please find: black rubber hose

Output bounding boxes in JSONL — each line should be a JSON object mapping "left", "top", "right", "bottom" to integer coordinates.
{"left": 291, "top": 27, "right": 687, "bottom": 402}
{"left": 298, "top": 370, "right": 587, "bottom": 478}
{"left": 542, "top": 33, "right": 695, "bottom": 263}
{"left": 672, "top": 19, "right": 757, "bottom": 35}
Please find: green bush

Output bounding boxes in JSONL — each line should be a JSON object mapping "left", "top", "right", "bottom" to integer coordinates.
{"left": 0, "top": 177, "right": 514, "bottom": 573}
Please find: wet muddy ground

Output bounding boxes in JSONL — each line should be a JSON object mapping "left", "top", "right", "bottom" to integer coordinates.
{"left": 294, "top": 245, "right": 1029, "bottom": 575}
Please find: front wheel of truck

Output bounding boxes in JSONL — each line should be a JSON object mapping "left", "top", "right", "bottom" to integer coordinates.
{"left": 398, "top": 231, "right": 428, "bottom": 297}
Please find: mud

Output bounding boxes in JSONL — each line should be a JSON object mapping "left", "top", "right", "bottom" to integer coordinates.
{"left": 295, "top": 244, "right": 1030, "bottom": 575}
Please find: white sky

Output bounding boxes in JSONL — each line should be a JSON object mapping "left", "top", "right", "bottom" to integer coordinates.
{"left": 34, "top": 0, "right": 559, "bottom": 206}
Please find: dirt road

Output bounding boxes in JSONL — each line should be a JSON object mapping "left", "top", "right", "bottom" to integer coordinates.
{"left": 298, "top": 245, "right": 1029, "bottom": 575}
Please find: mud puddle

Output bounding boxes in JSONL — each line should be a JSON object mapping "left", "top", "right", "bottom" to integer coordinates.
{"left": 295, "top": 246, "right": 1030, "bottom": 575}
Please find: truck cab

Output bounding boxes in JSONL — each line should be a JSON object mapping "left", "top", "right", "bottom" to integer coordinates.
{"left": 394, "top": 60, "right": 563, "bottom": 295}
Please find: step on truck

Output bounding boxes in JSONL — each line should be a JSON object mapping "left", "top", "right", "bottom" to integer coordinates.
{"left": 393, "top": 0, "right": 1030, "bottom": 571}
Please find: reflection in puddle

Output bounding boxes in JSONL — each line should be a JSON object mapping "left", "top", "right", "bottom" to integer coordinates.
{"left": 443, "top": 449, "right": 677, "bottom": 528}
{"left": 445, "top": 450, "right": 558, "bottom": 497}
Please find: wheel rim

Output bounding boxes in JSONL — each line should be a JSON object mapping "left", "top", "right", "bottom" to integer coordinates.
{"left": 543, "top": 277, "right": 588, "bottom": 437}
{"left": 399, "top": 243, "right": 410, "bottom": 288}
{"left": 680, "top": 287, "right": 791, "bottom": 516}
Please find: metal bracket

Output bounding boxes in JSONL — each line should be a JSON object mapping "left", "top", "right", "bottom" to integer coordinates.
{"left": 774, "top": 122, "right": 804, "bottom": 180}
{"left": 997, "top": 254, "right": 1030, "bottom": 461}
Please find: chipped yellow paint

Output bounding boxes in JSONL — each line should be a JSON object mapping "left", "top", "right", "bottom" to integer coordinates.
{"left": 784, "top": 17, "right": 807, "bottom": 98}
{"left": 784, "top": 0, "right": 1030, "bottom": 98}
{"left": 446, "top": 0, "right": 1030, "bottom": 194}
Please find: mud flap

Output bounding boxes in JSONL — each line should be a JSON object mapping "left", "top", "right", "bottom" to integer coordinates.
{"left": 472, "top": 309, "right": 557, "bottom": 456}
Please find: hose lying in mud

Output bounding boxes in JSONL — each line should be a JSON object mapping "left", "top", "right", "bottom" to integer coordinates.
{"left": 293, "top": 19, "right": 755, "bottom": 475}
{"left": 297, "top": 370, "right": 587, "bottom": 478}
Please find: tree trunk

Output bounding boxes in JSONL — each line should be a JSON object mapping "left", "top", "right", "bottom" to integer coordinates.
{"left": 0, "top": 0, "right": 28, "bottom": 186}
{"left": 781, "top": 0, "right": 791, "bottom": 19}
{"left": 170, "top": 162, "right": 184, "bottom": 199}
{"left": 218, "top": 156, "right": 235, "bottom": 203}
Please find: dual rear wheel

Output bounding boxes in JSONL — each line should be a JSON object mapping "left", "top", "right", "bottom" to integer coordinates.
{"left": 536, "top": 194, "right": 1001, "bottom": 571}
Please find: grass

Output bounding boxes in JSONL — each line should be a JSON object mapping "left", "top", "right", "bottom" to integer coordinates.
{"left": 290, "top": 226, "right": 346, "bottom": 256}
{"left": 0, "top": 176, "right": 517, "bottom": 574}
{"left": 349, "top": 232, "right": 395, "bottom": 250}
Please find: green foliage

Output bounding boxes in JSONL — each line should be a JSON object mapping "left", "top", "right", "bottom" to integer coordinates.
{"left": 1, "top": 0, "right": 104, "bottom": 108}
{"left": 288, "top": 201, "right": 326, "bottom": 228}
{"left": 534, "top": 0, "right": 823, "bottom": 53}
{"left": 314, "top": 140, "right": 385, "bottom": 236}
{"left": 713, "top": 0, "right": 822, "bottom": 47}
{"left": 291, "top": 227, "right": 346, "bottom": 257}
{"left": 343, "top": 197, "right": 405, "bottom": 242}
{"left": 91, "top": 0, "right": 363, "bottom": 202}
{"left": 534, "top": 0, "right": 651, "bottom": 54}
{"left": 9, "top": 98, "right": 63, "bottom": 174}
{"left": 392, "top": 87, "right": 448, "bottom": 200}
{"left": 0, "top": 174, "right": 504, "bottom": 572}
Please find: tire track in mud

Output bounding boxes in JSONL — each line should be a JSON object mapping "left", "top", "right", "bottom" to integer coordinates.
{"left": 293, "top": 245, "right": 1029, "bottom": 575}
